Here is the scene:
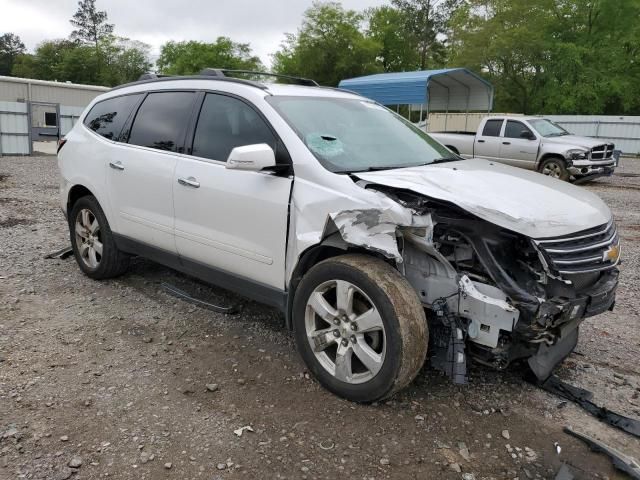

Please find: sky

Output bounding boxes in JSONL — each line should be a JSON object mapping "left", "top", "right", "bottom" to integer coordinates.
{"left": 0, "top": 0, "right": 388, "bottom": 67}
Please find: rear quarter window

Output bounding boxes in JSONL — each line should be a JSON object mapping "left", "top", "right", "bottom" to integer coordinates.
{"left": 83, "top": 94, "right": 143, "bottom": 140}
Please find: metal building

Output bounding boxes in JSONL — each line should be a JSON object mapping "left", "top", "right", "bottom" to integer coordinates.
{"left": 0, "top": 75, "right": 108, "bottom": 155}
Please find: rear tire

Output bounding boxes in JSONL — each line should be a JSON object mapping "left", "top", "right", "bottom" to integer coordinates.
{"left": 69, "top": 195, "right": 129, "bottom": 280}
{"left": 292, "top": 254, "right": 428, "bottom": 403}
{"left": 539, "top": 157, "right": 569, "bottom": 181}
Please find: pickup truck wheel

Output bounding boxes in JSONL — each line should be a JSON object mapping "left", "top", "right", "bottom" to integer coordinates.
{"left": 539, "top": 157, "right": 569, "bottom": 181}
{"left": 292, "top": 254, "right": 428, "bottom": 403}
{"left": 69, "top": 195, "right": 129, "bottom": 280}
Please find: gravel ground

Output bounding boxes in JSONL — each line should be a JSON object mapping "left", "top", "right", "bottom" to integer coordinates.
{"left": 1, "top": 155, "right": 639, "bottom": 480}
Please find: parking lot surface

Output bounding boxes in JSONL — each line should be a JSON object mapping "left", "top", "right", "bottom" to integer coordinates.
{"left": 1, "top": 155, "right": 639, "bottom": 479}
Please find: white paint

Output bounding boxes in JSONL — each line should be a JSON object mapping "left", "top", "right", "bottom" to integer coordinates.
{"left": 59, "top": 78, "right": 613, "bottom": 298}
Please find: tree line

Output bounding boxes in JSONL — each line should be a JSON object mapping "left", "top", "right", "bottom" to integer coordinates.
{"left": 1, "top": 0, "right": 638, "bottom": 115}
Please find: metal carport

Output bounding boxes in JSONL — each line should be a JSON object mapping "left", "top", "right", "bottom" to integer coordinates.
{"left": 338, "top": 68, "right": 493, "bottom": 129}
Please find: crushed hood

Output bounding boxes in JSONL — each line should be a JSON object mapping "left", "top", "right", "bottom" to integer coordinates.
{"left": 355, "top": 158, "right": 612, "bottom": 239}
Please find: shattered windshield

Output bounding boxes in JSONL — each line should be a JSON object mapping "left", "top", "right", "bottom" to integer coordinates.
{"left": 529, "top": 119, "right": 570, "bottom": 137}
{"left": 266, "top": 96, "right": 459, "bottom": 173}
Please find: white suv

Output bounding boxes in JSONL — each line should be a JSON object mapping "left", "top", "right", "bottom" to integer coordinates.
{"left": 58, "top": 69, "right": 620, "bottom": 402}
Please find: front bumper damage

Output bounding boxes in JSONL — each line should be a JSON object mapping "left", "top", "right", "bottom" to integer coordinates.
{"left": 323, "top": 184, "right": 619, "bottom": 384}
{"left": 526, "top": 268, "right": 618, "bottom": 378}
{"left": 398, "top": 209, "right": 619, "bottom": 383}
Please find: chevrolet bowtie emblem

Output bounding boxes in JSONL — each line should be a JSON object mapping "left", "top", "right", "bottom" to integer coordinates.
{"left": 603, "top": 243, "right": 620, "bottom": 263}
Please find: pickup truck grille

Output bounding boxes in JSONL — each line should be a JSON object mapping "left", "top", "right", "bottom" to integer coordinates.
{"left": 534, "top": 220, "right": 620, "bottom": 274}
{"left": 590, "top": 143, "right": 615, "bottom": 160}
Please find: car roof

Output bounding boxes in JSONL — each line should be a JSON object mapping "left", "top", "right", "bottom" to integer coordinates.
{"left": 484, "top": 115, "right": 543, "bottom": 122}
{"left": 106, "top": 76, "right": 364, "bottom": 101}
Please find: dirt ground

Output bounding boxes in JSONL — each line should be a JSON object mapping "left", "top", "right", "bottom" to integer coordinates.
{"left": 1, "top": 155, "right": 639, "bottom": 480}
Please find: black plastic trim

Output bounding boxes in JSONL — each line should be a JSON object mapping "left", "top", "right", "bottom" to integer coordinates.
{"left": 113, "top": 233, "right": 287, "bottom": 311}
{"left": 111, "top": 75, "right": 269, "bottom": 92}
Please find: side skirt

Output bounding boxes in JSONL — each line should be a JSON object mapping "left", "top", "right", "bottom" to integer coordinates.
{"left": 113, "top": 234, "right": 287, "bottom": 312}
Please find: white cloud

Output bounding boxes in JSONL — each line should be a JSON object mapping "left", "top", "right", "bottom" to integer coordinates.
{"left": 1, "top": 0, "right": 388, "bottom": 67}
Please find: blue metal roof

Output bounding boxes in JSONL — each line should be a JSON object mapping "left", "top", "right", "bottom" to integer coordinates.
{"left": 338, "top": 68, "right": 493, "bottom": 111}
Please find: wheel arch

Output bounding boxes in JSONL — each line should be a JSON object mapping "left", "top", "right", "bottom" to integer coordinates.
{"left": 536, "top": 153, "right": 566, "bottom": 171}
{"left": 285, "top": 235, "right": 396, "bottom": 330}
{"left": 67, "top": 184, "right": 95, "bottom": 217}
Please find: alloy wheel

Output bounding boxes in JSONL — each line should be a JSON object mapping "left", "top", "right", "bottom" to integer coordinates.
{"left": 542, "top": 162, "right": 562, "bottom": 178}
{"left": 305, "top": 279, "right": 386, "bottom": 384}
{"left": 74, "top": 208, "right": 103, "bottom": 269}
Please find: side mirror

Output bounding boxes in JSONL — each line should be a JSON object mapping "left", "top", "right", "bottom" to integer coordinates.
{"left": 520, "top": 130, "right": 535, "bottom": 140}
{"left": 226, "top": 144, "right": 276, "bottom": 171}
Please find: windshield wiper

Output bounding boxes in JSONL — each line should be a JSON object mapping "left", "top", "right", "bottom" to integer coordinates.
{"left": 431, "top": 157, "right": 460, "bottom": 164}
{"left": 341, "top": 158, "right": 460, "bottom": 174}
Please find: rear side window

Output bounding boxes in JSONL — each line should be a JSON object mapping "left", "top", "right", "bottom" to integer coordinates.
{"left": 84, "top": 94, "right": 142, "bottom": 140}
{"left": 192, "top": 93, "right": 276, "bottom": 162}
{"left": 481, "top": 119, "right": 503, "bottom": 137}
{"left": 128, "top": 92, "right": 195, "bottom": 152}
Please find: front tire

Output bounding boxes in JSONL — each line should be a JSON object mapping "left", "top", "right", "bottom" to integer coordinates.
{"left": 539, "top": 157, "right": 569, "bottom": 181}
{"left": 69, "top": 195, "right": 129, "bottom": 280}
{"left": 292, "top": 254, "right": 428, "bottom": 402}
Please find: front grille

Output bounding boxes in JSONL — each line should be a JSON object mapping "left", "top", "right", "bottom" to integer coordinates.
{"left": 591, "top": 143, "right": 615, "bottom": 160}
{"left": 534, "top": 220, "right": 620, "bottom": 274}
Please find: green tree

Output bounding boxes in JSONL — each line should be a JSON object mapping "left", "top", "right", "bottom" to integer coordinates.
{"left": 391, "top": 0, "right": 460, "bottom": 69}
{"left": 448, "top": 0, "right": 640, "bottom": 115}
{"left": 0, "top": 33, "right": 26, "bottom": 76}
{"left": 272, "top": 1, "right": 380, "bottom": 86}
{"left": 70, "top": 0, "right": 114, "bottom": 48}
{"left": 366, "top": 6, "right": 420, "bottom": 72}
{"left": 156, "top": 38, "right": 263, "bottom": 75}
{"left": 11, "top": 37, "right": 151, "bottom": 87}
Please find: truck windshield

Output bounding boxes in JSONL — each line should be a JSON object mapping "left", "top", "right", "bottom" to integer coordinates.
{"left": 266, "top": 96, "right": 459, "bottom": 173}
{"left": 529, "top": 119, "right": 570, "bottom": 137}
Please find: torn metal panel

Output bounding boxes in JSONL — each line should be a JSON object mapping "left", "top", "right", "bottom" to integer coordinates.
{"left": 327, "top": 204, "right": 427, "bottom": 262}
{"left": 564, "top": 428, "right": 640, "bottom": 479}
{"left": 458, "top": 276, "right": 520, "bottom": 348}
{"left": 285, "top": 178, "right": 417, "bottom": 283}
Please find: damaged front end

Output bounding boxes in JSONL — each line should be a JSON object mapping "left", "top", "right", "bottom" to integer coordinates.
{"left": 335, "top": 184, "right": 619, "bottom": 384}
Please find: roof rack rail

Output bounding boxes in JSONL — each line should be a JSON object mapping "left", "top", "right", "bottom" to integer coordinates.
{"left": 199, "top": 68, "right": 319, "bottom": 87}
{"left": 137, "top": 73, "right": 175, "bottom": 81}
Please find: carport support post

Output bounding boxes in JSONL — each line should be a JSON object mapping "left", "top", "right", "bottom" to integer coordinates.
{"left": 27, "top": 100, "right": 33, "bottom": 156}
{"left": 55, "top": 103, "right": 61, "bottom": 141}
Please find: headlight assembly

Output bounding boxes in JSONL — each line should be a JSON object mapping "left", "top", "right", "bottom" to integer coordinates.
{"left": 566, "top": 149, "right": 589, "bottom": 160}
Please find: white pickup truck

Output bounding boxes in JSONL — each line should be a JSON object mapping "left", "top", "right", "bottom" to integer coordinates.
{"left": 430, "top": 116, "right": 617, "bottom": 182}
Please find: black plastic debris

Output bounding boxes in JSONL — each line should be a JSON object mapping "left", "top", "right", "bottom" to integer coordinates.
{"left": 564, "top": 427, "right": 640, "bottom": 479}
{"left": 539, "top": 375, "right": 640, "bottom": 439}
{"left": 161, "top": 282, "right": 238, "bottom": 314}
{"left": 44, "top": 246, "right": 73, "bottom": 260}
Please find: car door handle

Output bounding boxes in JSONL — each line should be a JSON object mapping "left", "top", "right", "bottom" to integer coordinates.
{"left": 109, "top": 161, "right": 125, "bottom": 171}
{"left": 502, "top": 141, "right": 511, "bottom": 145}
{"left": 477, "top": 139, "right": 485, "bottom": 143}
{"left": 178, "top": 177, "right": 200, "bottom": 188}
